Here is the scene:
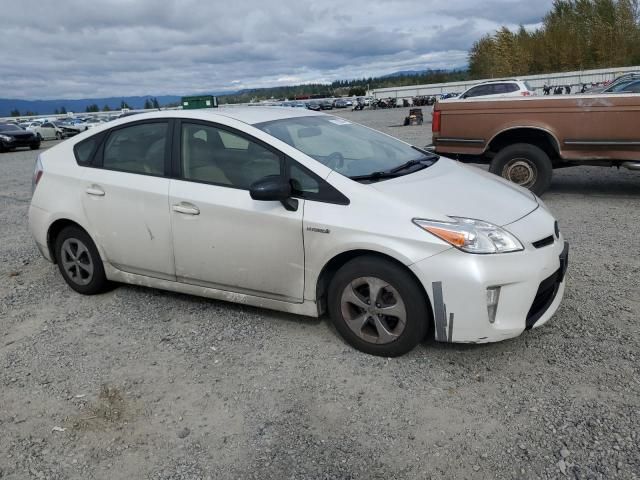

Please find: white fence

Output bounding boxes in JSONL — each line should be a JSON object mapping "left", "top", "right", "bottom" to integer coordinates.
{"left": 370, "top": 65, "right": 640, "bottom": 99}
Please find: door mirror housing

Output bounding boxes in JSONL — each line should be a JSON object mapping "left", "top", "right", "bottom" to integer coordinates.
{"left": 250, "top": 175, "right": 298, "bottom": 211}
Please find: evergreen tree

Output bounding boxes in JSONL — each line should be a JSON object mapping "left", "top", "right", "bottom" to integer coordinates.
{"left": 467, "top": 0, "right": 640, "bottom": 77}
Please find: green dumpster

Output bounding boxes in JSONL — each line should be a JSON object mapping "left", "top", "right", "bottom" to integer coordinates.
{"left": 181, "top": 95, "right": 218, "bottom": 109}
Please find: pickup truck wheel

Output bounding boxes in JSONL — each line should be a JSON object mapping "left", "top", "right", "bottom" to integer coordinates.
{"left": 489, "top": 143, "right": 552, "bottom": 195}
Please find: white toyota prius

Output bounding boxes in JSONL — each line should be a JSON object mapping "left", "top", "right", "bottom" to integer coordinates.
{"left": 28, "top": 107, "right": 568, "bottom": 356}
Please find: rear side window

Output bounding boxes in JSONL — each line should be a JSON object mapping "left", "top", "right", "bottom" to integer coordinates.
{"left": 102, "top": 122, "right": 168, "bottom": 176}
{"left": 74, "top": 136, "right": 100, "bottom": 166}
{"left": 493, "top": 83, "right": 519, "bottom": 94}
{"left": 465, "top": 85, "right": 492, "bottom": 98}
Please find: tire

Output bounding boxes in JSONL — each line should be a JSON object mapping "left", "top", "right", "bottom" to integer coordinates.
{"left": 56, "top": 132, "right": 62, "bottom": 140}
{"left": 489, "top": 143, "right": 552, "bottom": 195}
{"left": 30, "top": 143, "right": 40, "bottom": 150}
{"left": 54, "top": 226, "right": 109, "bottom": 295}
{"left": 327, "top": 256, "right": 430, "bottom": 357}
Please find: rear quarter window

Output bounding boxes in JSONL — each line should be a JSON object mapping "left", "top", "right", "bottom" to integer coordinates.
{"left": 73, "top": 136, "right": 101, "bottom": 166}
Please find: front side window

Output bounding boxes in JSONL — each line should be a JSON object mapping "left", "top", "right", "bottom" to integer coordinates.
{"left": 102, "top": 122, "right": 168, "bottom": 175}
{"left": 181, "top": 123, "right": 282, "bottom": 189}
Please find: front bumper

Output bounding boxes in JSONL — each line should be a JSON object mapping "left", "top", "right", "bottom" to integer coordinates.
{"left": 410, "top": 208, "right": 568, "bottom": 344}
{"left": 1, "top": 137, "right": 39, "bottom": 149}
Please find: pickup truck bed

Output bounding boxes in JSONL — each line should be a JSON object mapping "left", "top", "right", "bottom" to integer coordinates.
{"left": 431, "top": 94, "right": 640, "bottom": 194}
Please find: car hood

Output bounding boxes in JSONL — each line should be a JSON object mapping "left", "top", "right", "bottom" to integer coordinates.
{"left": 0, "top": 129, "right": 34, "bottom": 137}
{"left": 370, "top": 158, "right": 538, "bottom": 226}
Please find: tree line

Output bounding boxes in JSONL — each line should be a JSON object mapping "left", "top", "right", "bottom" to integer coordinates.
{"left": 469, "top": 0, "right": 640, "bottom": 78}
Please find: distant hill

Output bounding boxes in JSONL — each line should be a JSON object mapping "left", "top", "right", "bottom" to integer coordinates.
{"left": 380, "top": 70, "right": 430, "bottom": 78}
{"left": 0, "top": 95, "right": 187, "bottom": 117}
{"left": 0, "top": 92, "right": 235, "bottom": 117}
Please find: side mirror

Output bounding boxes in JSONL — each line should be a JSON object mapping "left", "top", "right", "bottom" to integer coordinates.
{"left": 249, "top": 175, "right": 298, "bottom": 211}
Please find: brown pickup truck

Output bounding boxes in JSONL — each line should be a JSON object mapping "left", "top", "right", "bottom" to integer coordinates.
{"left": 431, "top": 95, "right": 640, "bottom": 194}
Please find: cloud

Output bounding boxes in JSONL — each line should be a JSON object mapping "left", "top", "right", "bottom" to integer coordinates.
{"left": 0, "top": 0, "right": 554, "bottom": 99}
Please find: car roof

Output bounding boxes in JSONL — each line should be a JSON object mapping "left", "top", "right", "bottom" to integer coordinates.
{"left": 473, "top": 79, "right": 521, "bottom": 84}
{"left": 104, "top": 106, "right": 324, "bottom": 127}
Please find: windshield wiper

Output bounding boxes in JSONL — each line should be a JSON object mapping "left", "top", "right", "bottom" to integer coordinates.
{"left": 388, "top": 158, "right": 431, "bottom": 173}
{"left": 349, "top": 170, "right": 403, "bottom": 182}
{"left": 350, "top": 158, "right": 432, "bottom": 182}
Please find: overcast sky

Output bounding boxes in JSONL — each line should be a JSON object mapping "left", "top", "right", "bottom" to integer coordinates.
{"left": 0, "top": 0, "right": 553, "bottom": 100}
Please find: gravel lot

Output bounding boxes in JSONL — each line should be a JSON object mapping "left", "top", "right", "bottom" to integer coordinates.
{"left": 1, "top": 109, "right": 639, "bottom": 480}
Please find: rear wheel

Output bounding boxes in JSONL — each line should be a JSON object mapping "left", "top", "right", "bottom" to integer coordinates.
{"left": 489, "top": 143, "right": 552, "bottom": 195}
{"left": 328, "top": 256, "right": 430, "bottom": 357}
{"left": 54, "top": 226, "right": 109, "bottom": 294}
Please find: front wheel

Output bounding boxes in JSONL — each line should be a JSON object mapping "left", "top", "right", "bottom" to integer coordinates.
{"left": 30, "top": 143, "right": 40, "bottom": 150}
{"left": 328, "top": 256, "right": 430, "bottom": 357}
{"left": 489, "top": 143, "right": 552, "bottom": 195}
{"left": 54, "top": 226, "right": 109, "bottom": 294}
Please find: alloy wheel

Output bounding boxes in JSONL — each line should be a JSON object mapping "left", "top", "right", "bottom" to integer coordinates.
{"left": 60, "top": 238, "right": 94, "bottom": 286}
{"left": 340, "top": 276, "right": 407, "bottom": 344}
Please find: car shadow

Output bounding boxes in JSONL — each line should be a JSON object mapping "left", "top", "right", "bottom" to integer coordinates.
{"left": 547, "top": 173, "right": 640, "bottom": 197}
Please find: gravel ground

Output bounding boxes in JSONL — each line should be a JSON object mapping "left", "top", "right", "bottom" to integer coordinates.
{"left": 1, "top": 111, "right": 639, "bottom": 480}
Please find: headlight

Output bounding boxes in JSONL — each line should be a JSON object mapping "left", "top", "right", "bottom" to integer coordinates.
{"left": 0, "top": 134, "right": 13, "bottom": 142}
{"left": 413, "top": 217, "right": 524, "bottom": 254}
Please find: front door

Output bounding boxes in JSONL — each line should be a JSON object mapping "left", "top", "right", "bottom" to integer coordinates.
{"left": 41, "top": 122, "right": 57, "bottom": 139}
{"left": 169, "top": 121, "right": 305, "bottom": 302}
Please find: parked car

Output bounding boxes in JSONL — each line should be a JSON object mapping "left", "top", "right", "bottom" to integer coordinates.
{"left": 84, "top": 118, "right": 105, "bottom": 129}
{"left": 26, "top": 121, "right": 64, "bottom": 140}
{"left": 306, "top": 101, "right": 321, "bottom": 111}
{"left": 319, "top": 100, "right": 333, "bottom": 110}
{"left": 0, "top": 123, "right": 40, "bottom": 152}
{"left": 62, "top": 119, "right": 89, "bottom": 133}
{"left": 333, "top": 99, "right": 349, "bottom": 108}
{"left": 454, "top": 80, "right": 535, "bottom": 100}
{"left": 53, "top": 121, "right": 81, "bottom": 138}
{"left": 431, "top": 94, "right": 640, "bottom": 194}
{"left": 587, "top": 73, "right": 640, "bottom": 94}
{"left": 602, "top": 75, "right": 640, "bottom": 93}
{"left": 29, "top": 108, "right": 568, "bottom": 357}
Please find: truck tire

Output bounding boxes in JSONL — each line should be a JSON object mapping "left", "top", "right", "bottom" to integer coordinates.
{"left": 489, "top": 143, "right": 552, "bottom": 195}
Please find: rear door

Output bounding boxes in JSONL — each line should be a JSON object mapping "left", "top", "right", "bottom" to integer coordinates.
{"left": 80, "top": 120, "right": 176, "bottom": 280}
{"left": 41, "top": 122, "right": 57, "bottom": 139}
{"left": 169, "top": 120, "right": 305, "bottom": 302}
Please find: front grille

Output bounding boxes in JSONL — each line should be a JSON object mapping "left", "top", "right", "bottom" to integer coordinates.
{"left": 532, "top": 235, "right": 554, "bottom": 249}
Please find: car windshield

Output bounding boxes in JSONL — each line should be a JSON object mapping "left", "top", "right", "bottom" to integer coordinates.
{"left": 255, "top": 116, "right": 438, "bottom": 180}
{"left": 0, "top": 124, "right": 19, "bottom": 131}
{"left": 607, "top": 79, "right": 639, "bottom": 92}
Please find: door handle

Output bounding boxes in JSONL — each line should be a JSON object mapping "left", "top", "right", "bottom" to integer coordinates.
{"left": 172, "top": 202, "right": 200, "bottom": 215}
{"left": 86, "top": 185, "right": 105, "bottom": 196}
